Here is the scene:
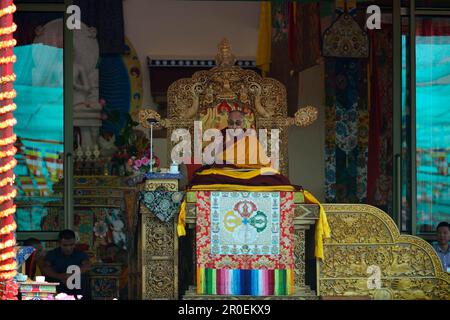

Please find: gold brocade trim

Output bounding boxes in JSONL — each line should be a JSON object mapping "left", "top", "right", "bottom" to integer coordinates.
{"left": 303, "top": 190, "right": 331, "bottom": 261}
{"left": 195, "top": 167, "right": 279, "bottom": 179}
{"left": 188, "top": 184, "right": 296, "bottom": 191}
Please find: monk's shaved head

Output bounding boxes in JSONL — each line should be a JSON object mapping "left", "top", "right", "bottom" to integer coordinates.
{"left": 229, "top": 110, "right": 244, "bottom": 117}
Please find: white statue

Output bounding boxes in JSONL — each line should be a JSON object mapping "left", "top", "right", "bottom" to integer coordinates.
{"left": 34, "top": 19, "right": 102, "bottom": 148}
{"left": 98, "top": 129, "right": 118, "bottom": 158}
{"left": 106, "top": 209, "right": 127, "bottom": 250}
{"left": 73, "top": 22, "right": 102, "bottom": 147}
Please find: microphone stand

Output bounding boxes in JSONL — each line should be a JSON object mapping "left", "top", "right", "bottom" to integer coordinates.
{"left": 147, "top": 119, "right": 158, "bottom": 174}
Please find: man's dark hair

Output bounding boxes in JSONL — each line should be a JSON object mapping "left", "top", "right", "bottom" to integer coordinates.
{"left": 23, "top": 238, "right": 41, "bottom": 246}
{"left": 436, "top": 222, "right": 450, "bottom": 231}
{"left": 58, "top": 229, "right": 76, "bottom": 241}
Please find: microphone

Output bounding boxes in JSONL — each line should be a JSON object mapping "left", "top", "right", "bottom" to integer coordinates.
{"left": 147, "top": 118, "right": 159, "bottom": 125}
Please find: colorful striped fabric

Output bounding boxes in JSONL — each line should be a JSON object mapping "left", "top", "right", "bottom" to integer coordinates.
{"left": 44, "top": 150, "right": 63, "bottom": 182}
{"left": 197, "top": 268, "right": 294, "bottom": 296}
{"left": 18, "top": 176, "right": 35, "bottom": 196}
{"left": 34, "top": 176, "right": 49, "bottom": 196}
{"left": 24, "top": 147, "right": 43, "bottom": 176}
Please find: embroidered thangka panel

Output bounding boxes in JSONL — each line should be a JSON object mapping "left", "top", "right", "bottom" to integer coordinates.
{"left": 324, "top": 9, "right": 370, "bottom": 204}
{"left": 325, "top": 57, "right": 369, "bottom": 203}
{"left": 196, "top": 191, "right": 295, "bottom": 296}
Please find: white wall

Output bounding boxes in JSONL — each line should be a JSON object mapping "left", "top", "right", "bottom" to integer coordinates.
{"left": 123, "top": 0, "right": 260, "bottom": 108}
{"left": 289, "top": 64, "right": 326, "bottom": 200}
{"left": 123, "top": 0, "right": 326, "bottom": 200}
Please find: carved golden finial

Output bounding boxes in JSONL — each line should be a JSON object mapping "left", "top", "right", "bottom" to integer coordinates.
{"left": 293, "top": 106, "right": 318, "bottom": 127}
{"left": 215, "top": 38, "right": 236, "bottom": 67}
{"left": 137, "top": 109, "right": 162, "bottom": 129}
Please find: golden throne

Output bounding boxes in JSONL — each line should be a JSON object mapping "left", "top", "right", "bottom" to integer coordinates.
{"left": 136, "top": 40, "right": 450, "bottom": 300}
{"left": 136, "top": 39, "right": 320, "bottom": 300}
{"left": 138, "top": 38, "right": 318, "bottom": 175}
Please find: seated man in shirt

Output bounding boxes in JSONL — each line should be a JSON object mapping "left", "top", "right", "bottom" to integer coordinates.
{"left": 41, "top": 229, "right": 91, "bottom": 298}
{"left": 433, "top": 222, "right": 450, "bottom": 272}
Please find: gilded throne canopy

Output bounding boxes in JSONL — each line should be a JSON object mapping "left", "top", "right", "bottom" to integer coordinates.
{"left": 138, "top": 39, "right": 318, "bottom": 175}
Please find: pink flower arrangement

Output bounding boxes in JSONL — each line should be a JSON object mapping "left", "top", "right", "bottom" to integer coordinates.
{"left": 130, "top": 154, "right": 159, "bottom": 173}
{"left": 135, "top": 159, "right": 142, "bottom": 169}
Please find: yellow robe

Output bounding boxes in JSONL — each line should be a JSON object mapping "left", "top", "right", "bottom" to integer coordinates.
{"left": 215, "top": 130, "right": 272, "bottom": 169}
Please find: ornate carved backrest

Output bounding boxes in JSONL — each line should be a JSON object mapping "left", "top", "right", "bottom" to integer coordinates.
{"left": 139, "top": 39, "right": 318, "bottom": 175}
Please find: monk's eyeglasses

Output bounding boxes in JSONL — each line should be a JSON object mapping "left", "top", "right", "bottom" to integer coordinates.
{"left": 228, "top": 120, "right": 242, "bottom": 126}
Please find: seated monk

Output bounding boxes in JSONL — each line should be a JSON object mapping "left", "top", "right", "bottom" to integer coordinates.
{"left": 216, "top": 109, "right": 271, "bottom": 169}
{"left": 182, "top": 110, "right": 330, "bottom": 260}
{"left": 190, "top": 109, "right": 295, "bottom": 189}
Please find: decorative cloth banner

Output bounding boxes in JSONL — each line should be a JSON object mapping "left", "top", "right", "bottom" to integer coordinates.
{"left": 139, "top": 191, "right": 184, "bottom": 222}
{"left": 43, "top": 150, "right": 63, "bottom": 183}
{"left": 325, "top": 57, "right": 369, "bottom": 203}
{"left": 15, "top": 246, "right": 35, "bottom": 271}
{"left": 196, "top": 191, "right": 295, "bottom": 296}
{"left": 197, "top": 268, "right": 294, "bottom": 296}
{"left": 24, "top": 146, "right": 43, "bottom": 176}
{"left": 322, "top": 3, "right": 369, "bottom": 59}
{"left": 17, "top": 176, "right": 34, "bottom": 196}
{"left": 34, "top": 176, "right": 49, "bottom": 197}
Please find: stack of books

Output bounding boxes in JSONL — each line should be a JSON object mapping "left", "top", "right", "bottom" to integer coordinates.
{"left": 19, "top": 281, "right": 59, "bottom": 300}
